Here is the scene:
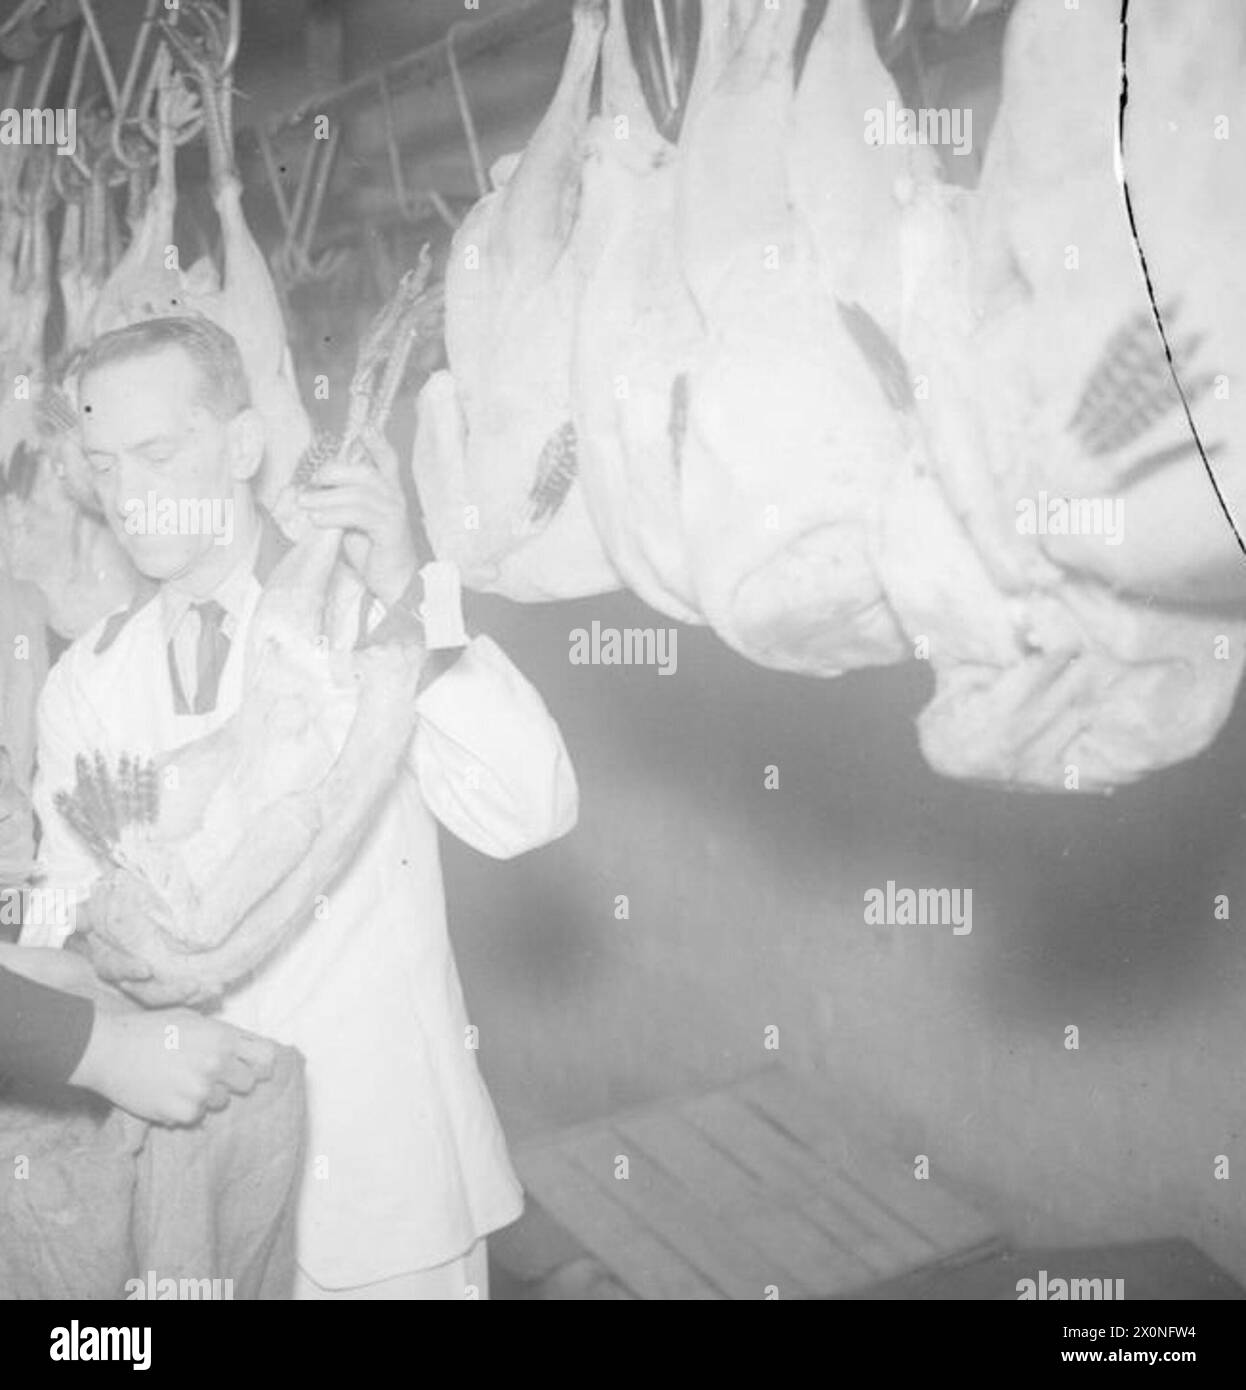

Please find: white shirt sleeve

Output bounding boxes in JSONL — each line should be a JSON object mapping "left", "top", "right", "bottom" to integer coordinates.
{"left": 409, "top": 634, "right": 579, "bottom": 859}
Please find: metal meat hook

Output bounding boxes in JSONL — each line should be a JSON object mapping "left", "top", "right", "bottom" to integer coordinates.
{"left": 377, "top": 68, "right": 417, "bottom": 223}
{"left": 445, "top": 18, "right": 488, "bottom": 200}
{"left": 110, "top": 0, "right": 164, "bottom": 170}
{"left": 259, "top": 120, "right": 346, "bottom": 287}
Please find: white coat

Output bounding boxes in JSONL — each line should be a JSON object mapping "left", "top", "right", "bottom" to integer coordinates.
{"left": 28, "top": 525, "right": 577, "bottom": 1286}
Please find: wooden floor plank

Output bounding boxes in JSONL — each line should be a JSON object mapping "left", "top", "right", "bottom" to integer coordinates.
{"left": 516, "top": 1143, "right": 721, "bottom": 1300}
{"left": 516, "top": 1069, "right": 1000, "bottom": 1300}
{"left": 563, "top": 1126, "right": 784, "bottom": 1300}
{"left": 734, "top": 1070, "right": 999, "bottom": 1253}
{"left": 682, "top": 1090, "right": 934, "bottom": 1276}
{"left": 616, "top": 1109, "right": 868, "bottom": 1298}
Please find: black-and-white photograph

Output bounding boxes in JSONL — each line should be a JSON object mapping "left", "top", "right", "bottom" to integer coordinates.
{"left": 0, "top": 0, "right": 1242, "bottom": 1345}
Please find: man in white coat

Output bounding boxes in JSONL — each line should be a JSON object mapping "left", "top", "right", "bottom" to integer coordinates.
{"left": 27, "top": 315, "right": 579, "bottom": 1299}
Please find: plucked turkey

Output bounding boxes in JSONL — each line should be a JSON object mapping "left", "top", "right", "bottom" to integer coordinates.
{"left": 874, "top": 0, "right": 1246, "bottom": 788}
{"left": 567, "top": 0, "right": 703, "bottom": 623}
{"left": 89, "top": 6, "right": 312, "bottom": 512}
{"left": 0, "top": 143, "right": 137, "bottom": 641}
{"left": 1094, "top": 0, "right": 1246, "bottom": 602}
{"left": 0, "top": 152, "right": 51, "bottom": 477}
{"left": 412, "top": 0, "right": 621, "bottom": 602}
{"left": 673, "top": 0, "right": 911, "bottom": 674}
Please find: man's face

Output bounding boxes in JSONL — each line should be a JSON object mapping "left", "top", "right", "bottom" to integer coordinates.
{"left": 79, "top": 345, "right": 236, "bottom": 581}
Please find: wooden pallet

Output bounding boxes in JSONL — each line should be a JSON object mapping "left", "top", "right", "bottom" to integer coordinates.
{"left": 506, "top": 1067, "right": 1002, "bottom": 1300}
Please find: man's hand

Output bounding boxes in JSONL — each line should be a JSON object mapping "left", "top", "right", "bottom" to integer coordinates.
{"left": 298, "top": 426, "right": 418, "bottom": 606}
{"left": 70, "top": 1006, "right": 278, "bottom": 1127}
{"left": 1, "top": 940, "right": 278, "bottom": 1123}
{"left": 70, "top": 931, "right": 221, "bottom": 1009}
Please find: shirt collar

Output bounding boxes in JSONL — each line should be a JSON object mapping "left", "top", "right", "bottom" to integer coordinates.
{"left": 160, "top": 520, "right": 264, "bottom": 641}
{"left": 94, "top": 509, "right": 294, "bottom": 657}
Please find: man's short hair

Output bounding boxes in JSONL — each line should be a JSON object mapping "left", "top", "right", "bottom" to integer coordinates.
{"left": 77, "top": 315, "right": 252, "bottom": 421}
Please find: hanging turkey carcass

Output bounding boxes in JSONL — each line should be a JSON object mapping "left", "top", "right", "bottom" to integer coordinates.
{"left": 565, "top": 0, "right": 703, "bottom": 623}
{"left": 671, "top": 0, "right": 914, "bottom": 675}
{"left": 88, "top": 4, "right": 312, "bottom": 512}
{"left": 786, "top": 0, "right": 936, "bottom": 345}
{"left": 872, "top": 0, "right": 1246, "bottom": 789}
{"left": 85, "top": 56, "right": 209, "bottom": 336}
{"left": 164, "top": 0, "right": 314, "bottom": 511}
{"left": 411, "top": 0, "right": 623, "bottom": 603}
{"left": 1065, "top": 0, "right": 1246, "bottom": 602}
{"left": 0, "top": 150, "right": 51, "bottom": 482}
{"left": 59, "top": 102, "right": 137, "bottom": 357}
{"left": 56, "top": 150, "right": 110, "bottom": 358}
{"left": 0, "top": 146, "right": 137, "bottom": 642}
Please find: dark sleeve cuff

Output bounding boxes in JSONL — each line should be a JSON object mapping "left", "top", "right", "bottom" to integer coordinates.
{"left": 0, "top": 966, "right": 96, "bottom": 1087}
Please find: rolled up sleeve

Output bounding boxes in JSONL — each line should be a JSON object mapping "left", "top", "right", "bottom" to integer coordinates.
{"left": 410, "top": 635, "right": 578, "bottom": 859}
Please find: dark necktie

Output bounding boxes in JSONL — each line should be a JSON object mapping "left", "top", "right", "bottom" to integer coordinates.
{"left": 168, "top": 599, "right": 231, "bottom": 716}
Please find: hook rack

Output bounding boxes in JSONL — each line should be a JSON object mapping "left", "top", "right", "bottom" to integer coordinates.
{"left": 3, "top": 57, "right": 25, "bottom": 111}
{"left": 30, "top": 22, "right": 61, "bottom": 108}
{"left": 650, "top": 0, "right": 679, "bottom": 117}
{"left": 135, "top": 40, "right": 205, "bottom": 155}
{"left": 0, "top": 0, "right": 42, "bottom": 46}
{"left": 377, "top": 68, "right": 417, "bottom": 223}
{"left": 258, "top": 118, "right": 348, "bottom": 288}
{"left": 445, "top": 19, "right": 488, "bottom": 201}
{"left": 76, "top": 0, "right": 121, "bottom": 114}
{"left": 109, "top": 0, "right": 163, "bottom": 170}
{"left": 221, "top": 0, "right": 240, "bottom": 76}
{"left": 425, "top": 189, "right": 461, "bottom": 233}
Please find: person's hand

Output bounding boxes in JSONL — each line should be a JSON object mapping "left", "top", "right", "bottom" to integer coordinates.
{"left": 298, "top": 425, "right": 418, "bottom": 606}
{"left": 69, "top": 931, "right": 221, "bottom": 1009}
{"left": 70, "top": 1006, "right": 278, "bottom": 1126}
{"left": 63, "top": 889, "right": 210, "bottom": 1008}
{"left": 73, "top": 924, "right": 158, "bottom": 986}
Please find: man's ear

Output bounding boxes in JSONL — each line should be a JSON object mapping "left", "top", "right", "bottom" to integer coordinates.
{"left": 227, "top": 407, "right": 266, "bottom": 482}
